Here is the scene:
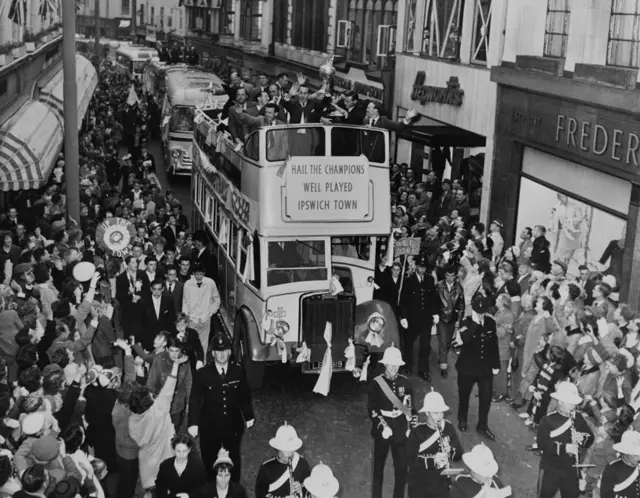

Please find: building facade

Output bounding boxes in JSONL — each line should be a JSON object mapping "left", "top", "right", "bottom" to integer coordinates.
{"left": 0, "top": 1, "right": 97, "bottom": 203}
{"left": 183, "top": 0, "right": 394, "bottom": 105}
{"left": 490, "top": 0, "right": 640, "bottom": 306}
{"left": 392, "top": 0, "right": 508, "bottom": 223}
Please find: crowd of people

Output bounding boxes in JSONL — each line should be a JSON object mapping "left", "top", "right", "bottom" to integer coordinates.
{"left": 368, "top": 153, "right": 637, "bottom": 498}
{"left": 0, "top": 40, "right": 635, "bottom": 498}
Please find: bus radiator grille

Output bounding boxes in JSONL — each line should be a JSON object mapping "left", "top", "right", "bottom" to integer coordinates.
{"left": 301, "top": 294, "right": 356, "bottom": 363}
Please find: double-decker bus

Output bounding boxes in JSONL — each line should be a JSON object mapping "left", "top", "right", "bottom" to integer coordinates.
{"left": 161, "top": 69, "right": 227, "bottom": 176}
{"left": 191, "top": 108, "right": 398, "bottom": 390}
{"left": 115, "top": 45, "right": 159, "bottom": 80}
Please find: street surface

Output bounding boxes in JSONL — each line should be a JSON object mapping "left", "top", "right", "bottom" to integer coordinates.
{"left": 154, "top": 138, "right": 541, "bottom": 498}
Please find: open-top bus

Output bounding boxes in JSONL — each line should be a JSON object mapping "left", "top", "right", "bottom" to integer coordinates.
{"left": 161, "top": 68, "right": 227, "bottom": 176}
{"left": 190, "top": 107, "right": 397, "bottom": 390}
{"left": 115, "top": 45, "right": 159, "bottom": 80}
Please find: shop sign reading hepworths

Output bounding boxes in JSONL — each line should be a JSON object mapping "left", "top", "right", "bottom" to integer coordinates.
{"left": 285, "top": 156, "right": 370, "bottom": 221}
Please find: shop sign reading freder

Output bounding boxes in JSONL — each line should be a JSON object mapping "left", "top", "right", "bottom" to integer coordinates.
{"left": 284, "top": 156, "right": 371, "bottom": 222}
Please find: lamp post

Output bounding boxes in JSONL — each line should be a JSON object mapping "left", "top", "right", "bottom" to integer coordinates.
{"left": 94, "top": 0, "right": 100, "bottom": 67}
{"left": 62, "top": 0, "right": 80, "bottom": 224}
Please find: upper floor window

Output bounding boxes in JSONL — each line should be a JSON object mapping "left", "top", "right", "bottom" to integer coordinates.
{"left": 336, "top": 0, "right": 398, "bottom": 69}
{"left": 608, "top": 0, "right": 640, "bottom": 67}
{"left": 220, "top": 0, "right": 235, "bottom": 35}
{"left": 471, "top": 0, "right": 492, "bottom": 63}
{"left": 422, "top": 0, "right": 464, "bottom": 59}
{"left": 160, "top": 7, "right": 165, "bottom": 29}
{"left": 544, "top": 0, "right": 571, "bottom": 58}
{"left": 240, "top": 0, "right": 262, "bottom": 41}
{"left": 292, "top": 0, "right": 328, "bottom": 52}
{"left": 273, "top": 0, "right": 288, "bottom": 43}
{"left": 122, "top": 0, "right": 130, "bottom": 16}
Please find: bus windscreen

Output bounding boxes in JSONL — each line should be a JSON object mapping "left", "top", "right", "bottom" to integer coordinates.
{"left": 171, "top": 107, "right": 194, "bottom": 133}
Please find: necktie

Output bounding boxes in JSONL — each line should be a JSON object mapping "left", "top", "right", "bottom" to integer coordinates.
{"left": 220, "top": 368, "right": 226, "bottom": 380}
{"left": 168, "top": 283, "right": 173, "bottom": 293}
{"left": 197, "top": 283, "right": 202, "bottom": 288}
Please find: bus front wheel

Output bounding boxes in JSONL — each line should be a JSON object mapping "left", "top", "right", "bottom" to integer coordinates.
{"left": 234, "top": 309, "right": 265, "bottom": 392}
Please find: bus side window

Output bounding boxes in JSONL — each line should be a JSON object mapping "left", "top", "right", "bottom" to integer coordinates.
{"left": 244, "top": 132, "right": 259, "bottom": 161}
{"left": 239, "top": 232, "right": 261, "bottom": 288}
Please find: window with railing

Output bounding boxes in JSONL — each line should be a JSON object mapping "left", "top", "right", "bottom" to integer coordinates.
{"left": 122, "top": 0, "right": 130, "bottom": 16}
{"left": 337, "top": 0, "right": 397, "bottom": 69}
{"left": 471, "top": 0, "right": 491, "bottom": 63}
{"left": 160, "top": 7, "right": 165, "bottom": 29}
{"left": 292, "top": 0, "right": 328, "bottom": 52}
{"left": 404, "top": 0, "right": 418, "bottom": 52}
{"left": 608, "top": 0, "right": 640, "bottom": 67}
{"left": 150, "top": 6, "right": 155, "bottom": 25}
{"left": 273, "top": 0, "right": 288, "bottom": 43}
{"left": 422, "top": 0, "right": 464, "bottom": 59}
{"left": 220, "top": 0, "right": 235, "bottom": 35}
{"left": 544, "top": 0, "right": 571, "bottom": 58}
{"left": 240, "top": 0, "right": 262, "bottom": 41}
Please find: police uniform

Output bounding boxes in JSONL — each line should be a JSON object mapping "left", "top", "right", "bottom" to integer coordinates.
{"left": 455, "top": 315, "right": 500, "bottom": 434}
{"left": 255, "top": 452, "right": 312, "bottom": 498}
{"left": 600, "top": 459, "right": 640, "bottom": 498}
{"left": 450, "top": 474, "right": 508, "bottom": 498}
{"left": 406, "top": 420, "right": 464, "bottom": 498}
{"left": 188, "top": 333, "right": 255, "bottom": 483}
{"left": 536, "top": 410, "right": 594, "bottom": 498}
{"left": 368, "top": 373, "right": 416, "bottom": 498}
{"left": 399, "top": 257, "right": 440, "bottom": 376}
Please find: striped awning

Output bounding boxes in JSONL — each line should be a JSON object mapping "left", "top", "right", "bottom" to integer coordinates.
{"left": 0, "top": 101, "right": 63, "bottom": 191}
{"left": 39, "top": 54, "right": 98, "bottom": 130}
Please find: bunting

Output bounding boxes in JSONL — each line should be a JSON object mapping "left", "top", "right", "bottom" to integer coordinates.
{"left": 8, "top": 0, "right": 26, "bottom": 26}
{"left": 38, "top": 0, "right": 48, "bottom": 18}
{"left": 75, "top": 0, "right": 84, "bottom": 13}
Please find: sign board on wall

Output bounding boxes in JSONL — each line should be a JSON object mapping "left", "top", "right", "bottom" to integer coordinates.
{"left": 499, "top": 88, "right": 640, "bottom": 179}
{"left": 284, "top": 156, "right": 370, "bottom": 222}
{"left": 410, "top": 71, "right": 464, "bottom": 106}
{"left": 333, "top": 67, "right": 384, "bottom": 102}
{"left": 145, "top": 25, "right": 156, "bottom": 43}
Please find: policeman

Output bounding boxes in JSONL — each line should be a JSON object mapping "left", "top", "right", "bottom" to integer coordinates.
{"left": 407, "top": 390, "right": 464, "bottom": 498}
{"left": 399, "top": 255, "right": 440, "bottom": 380}
{"left": 599, "top": 430, "right": 640, "bottom": 498}
{"left": 188, "top": 332, "right": 255, "bottom": 483}
{"left": 536, "top": 381, "right": 594, "bottom": 498}
{"left": 453, "top": 291, "right": 500, "bottom": 440}
{"left": 450, "top": 445, "right": 510, "bottom": 498}
{"left": 255, "top": 423, "right": 311, "bottom": 498}
{"left": 368, "top": 346, "right": 416, "bottom": 498}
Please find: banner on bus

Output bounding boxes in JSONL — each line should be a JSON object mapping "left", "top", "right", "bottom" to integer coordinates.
{"left": 195, "top": 146, "right": 258, "bottom": 232}
{"left": 284, "top": 156, "right": 370, "bottom": 222}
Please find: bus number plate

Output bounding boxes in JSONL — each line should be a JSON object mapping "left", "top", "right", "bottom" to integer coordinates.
{"left": 306, "top": 360, "right": 345, "bottom": 372}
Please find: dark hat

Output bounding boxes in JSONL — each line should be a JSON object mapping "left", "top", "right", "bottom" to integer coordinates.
{"left": 0, "top": 455, "right": 11, "bottom": 487}
{"left": 21, "top": 463, "right": 47, "bottom": 492}
{"left": 13, "top": 263, "right": 33, "bottom": 278}
{"left": 50, "top": 478, "right": 80, "bottom": 498}
{"left": 415, "top": 255, "right": 428, "bottom": 268}
{"left": 211, "top": 332, "right": 232, "bottom": 351}
{"left": 191, "top": 262, "right": 205, "bottom": 274}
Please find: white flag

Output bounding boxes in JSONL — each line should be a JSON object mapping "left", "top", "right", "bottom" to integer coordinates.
{"left": 127, "top": 85, "right": 139, "bottom": 106}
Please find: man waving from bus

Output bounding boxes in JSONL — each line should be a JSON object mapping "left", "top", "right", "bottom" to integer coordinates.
{"left": 240, "top": 103, "right": 288, "bottom": 158}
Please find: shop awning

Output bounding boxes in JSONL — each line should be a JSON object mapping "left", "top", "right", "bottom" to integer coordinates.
{"left": 0, "top": 101, "right": 63, "bottom": 191}
{"left": 397, "top": 125, "right": 487, "bottom": 148}
{"left": 39, "top": 54, "right": 98, "bottom": 130}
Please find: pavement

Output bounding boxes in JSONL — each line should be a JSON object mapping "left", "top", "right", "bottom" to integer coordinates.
{"left": 156, "top": 140, "right": 543, "bottom": 498}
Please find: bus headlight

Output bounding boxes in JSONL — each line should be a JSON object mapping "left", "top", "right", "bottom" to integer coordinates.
{"left": 171, "top": 149, "right": 182, "bottom": 159}
{"left": 368, "top": 314, "right": 385, "bottom": 333}
{"left": 275, "top": 320, "right": 290, "bottom": 338}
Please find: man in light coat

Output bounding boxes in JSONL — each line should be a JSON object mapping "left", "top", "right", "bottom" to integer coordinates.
{"left": 182, "top": 262, "right": 221, "bottom": 355}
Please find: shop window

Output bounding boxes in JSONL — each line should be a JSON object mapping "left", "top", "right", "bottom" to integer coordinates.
{"left": 471, "top": 0, "right": 492, "bottom": 63}
{"left": 338, "top": 0, "right": 398, "bottom": 69}
{"left": 292, "top": 0, "right": 328, "bottom": 52}
{"left": 240, "top": 0, "right": 262, "bottom": 41}
{"left": 122, "top": 0, "right": 130, "bottom": 16}
{"left": 608, "top": 0, "right": 640, "bottom": 67}
{"left": 544, "top": 0, "right": 571, "bottom": 58}
{"left": 220, "top": 0, "right": 235, "bottom": 35}
{"left": 422, "top": 0, "right": 464, "bottom": 59}
{"left": 273, "top": 0, "right": 288, "bottom": 43}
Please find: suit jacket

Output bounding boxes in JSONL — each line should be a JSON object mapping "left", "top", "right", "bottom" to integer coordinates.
{"left": 249, "top": 85, "right": 269, "bottom": 102}
{"left": 192, "top": 248, "right": 217, "bottom": 280}
{"left": 379, "top": 272, "right": 402, "bottom": 315}
{"left": 162, "top": 225, "right": 180, "bottom": 248}
{"left": 436, "top": 280, "right": 465, "bottom": 324}
{"left": 517, "top": 273, "right": 533, "bottom": 295}
{"left": 188, "top": 361, "right": 255, "bottom": 435}
{"left": 139, "top": 295, "right": 176, "bottom": 348}
{"left": 164, "top": 280, "right": 184, "bottom": 314}
{"left": 115, "top": 270, "right": 146, "bottom": 306}
{"left": 340, "top": 103, "right": 367, "bottom": 124}
{"left": 155, "top": 455, "right": 207, "bottom": 498}
{"left": 140, "top": 269, "right": 166, "bottom": 296}
{"left": 364, "top": 115, "right": 407, "bottom": 132}
{"left": 399, "top": 273, "right": 440, "bottom": 326}
{"left": 228, "top": 102, "right": 258, "bottom": 142}
{"left": 281, "top": 97, "right": 325, "bottom": 124}
{"left": 455, "top": 315, "right": 500, "bottom": 377}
